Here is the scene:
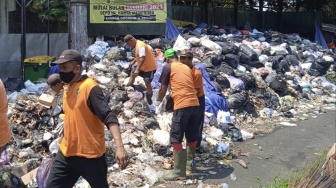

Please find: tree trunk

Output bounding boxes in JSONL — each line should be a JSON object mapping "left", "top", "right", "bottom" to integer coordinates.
{"left": 69, "top": 0, "right": 88, "bottom": 54}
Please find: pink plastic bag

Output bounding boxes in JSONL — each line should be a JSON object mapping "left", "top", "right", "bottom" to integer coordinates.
{"left": 0, "top": 149, "right": 10, "bottom": 168}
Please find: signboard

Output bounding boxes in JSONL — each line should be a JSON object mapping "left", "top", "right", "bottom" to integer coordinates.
{"left": 89, "top": 0, "right": 167, "bottom": 24}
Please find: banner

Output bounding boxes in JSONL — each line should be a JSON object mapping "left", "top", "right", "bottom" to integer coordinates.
{"left": 89, "top": 0, "right": 167, "bottom": 24}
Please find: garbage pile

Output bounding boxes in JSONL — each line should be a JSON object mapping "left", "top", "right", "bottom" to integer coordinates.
{"left": 1, "top": 25, "right": 336, "bottom": 187}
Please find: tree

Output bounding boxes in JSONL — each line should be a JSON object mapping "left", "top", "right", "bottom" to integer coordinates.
{"left": 31, "top": 0, "right": 69, "bottom": 32}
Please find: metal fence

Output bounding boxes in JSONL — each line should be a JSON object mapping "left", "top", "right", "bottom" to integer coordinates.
{"left": 0, "top": 33, "right": 69, "bottom": 81}
{"left": 171, "top": 5, "right": 322, "bottom": 36}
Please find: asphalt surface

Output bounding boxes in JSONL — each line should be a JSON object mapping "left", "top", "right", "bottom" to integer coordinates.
{"left": 159, "top": 110, "right": 336, "bottom": 188}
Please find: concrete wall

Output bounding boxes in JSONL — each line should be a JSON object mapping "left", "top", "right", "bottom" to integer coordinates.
{"left": 0, "top": 0, "right": 16, "bottom": 34}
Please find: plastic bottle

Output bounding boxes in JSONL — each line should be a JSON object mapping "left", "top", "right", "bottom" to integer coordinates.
{"left": 268, "top": 108, "right": 273, "bottom": 117}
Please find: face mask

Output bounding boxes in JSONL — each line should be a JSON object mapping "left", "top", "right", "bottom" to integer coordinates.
{"left": 60, "top": 68, "right": 76, "bottom": 83}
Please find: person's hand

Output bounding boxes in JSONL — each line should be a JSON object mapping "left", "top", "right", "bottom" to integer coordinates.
{"left": 128, "top": 62, "right": 133, "bottom": 68}
{"left": 115, "top": 146, "right": 129, "bottom": 170}
{"left": 133, "top": 69, "right": 139, "bottom": 77}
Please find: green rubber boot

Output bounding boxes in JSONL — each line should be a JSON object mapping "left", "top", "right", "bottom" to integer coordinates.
{"left": 163, "top": 150, "right": 187, "bottom": 181}
{"left": 186, "top": 147, "right": 196, "bottom": 175}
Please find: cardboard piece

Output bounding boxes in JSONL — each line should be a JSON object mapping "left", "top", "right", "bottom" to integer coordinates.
{"left": 38, "top": 94, "right": 56, "bottom": 108}
{"left": 21, "top": 167, "right": 39, "bottom": 185}
{"left": 327, "top": 143, "right": 336, "bottom": 160}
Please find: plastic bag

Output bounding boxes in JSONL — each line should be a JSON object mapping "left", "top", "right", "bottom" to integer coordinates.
{"left": 227, "top": 90, "right": 249, "bottom": 109}
{"left": 187, "top": 37, "right": 201, "bottom": 47}
{"left": 215, "top": 75, "right": 230, "bottom": 89}
{"left": 7, "top": 91, "right": 18, "bottom": 102}
{"left": 208, "top": 126, "right": 224, "bottom": 138}
{"left": 217, "top": 110, "right": 231, "bottom": 123}
{"left": 239, "top": 44, "right": 258, "bottom": 61}
{"left": 218, "top": 63, "right": 234, "bottom": 76}
{"left": 0, "top": 149, "right": 10, "bottom": 168}
{"left": 148, "top": 38, "right": 169, "bottom": 50}
{"left": 103, "top": 47, "right": 127, "bottom": 62}
{"left": 222, "top": 43, "right": 239, "bottom": 55}
{"left": 37, "top": 157, "right": 54, "bottom": 188}
{"left": 227, "top": 76, "right": 245, "bottom": 90}
{"left": 268, "top": 75, "right": 288, "bottom": 96}
{"left": 173, "top": 35, "right": 191, "bottom": 51}
{"left": 211, "top": 55, "right": 225, "bottom": 66}
{"left": 143, "top": 166, "right": 163, "bottom": 186}
{"left": 86, "top": 41, "right": 109, "bottom": 59}
{"left": 286, "top": 55, "right": 300, "bottom": 66}
{"left": 240, "top": 73, "right": 256, "bottom": 90}
{"left": 153, "top": 130, "right": 170, "bottom": 146}
{"left": 3, "top": 78, "right": 24, "bottom": 92}
{"left": 200, "top": 39, "right": 222, "bottom": 55}
{"left": 49, "top": 138, "right": 60, "bottom": 155}
{"left": 224, "top": 54, "right": 239, "bottom": 69}
{"left": 239, "top": 52, "right": 251, "bottom": 65}
{"left": 308, "top": 58, "right": 331, "bottom": 76}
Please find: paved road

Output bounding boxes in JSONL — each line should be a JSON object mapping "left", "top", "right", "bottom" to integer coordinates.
{"left": 158, "top": 111, "right": 335, "bottom": 188}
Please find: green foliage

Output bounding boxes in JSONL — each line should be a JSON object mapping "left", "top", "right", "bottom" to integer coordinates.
{"left": 31, "top": 0, "right": 69, "bottom": 30}
{"left": 254, "top": 150, "right": 329, "bottom": 188}
{"left": 255, "top": 176, "right": 289, "bottom": 188}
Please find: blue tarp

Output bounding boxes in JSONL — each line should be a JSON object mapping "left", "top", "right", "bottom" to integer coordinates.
{"left": 165, "top": 18, "right": 182, "bottom": 40}
{"left": 315, "top": 22, "right": 328, "bottom": 49}
{"left": 49, "top": 65, "right": 60, "bottom": 76}
{"left": 195, "top": 64, "right": 229, "bottom": 116}
{"left": 151, "top": 60, "right": 165, "bottom": 89}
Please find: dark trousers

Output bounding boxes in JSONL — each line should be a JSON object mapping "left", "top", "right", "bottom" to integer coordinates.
{"left": 46, "top": 151, "right": 108, "bottom": 188}
{"left": 197, "top": 95, "right": 205, "bottom": 148}
{"left": 170, "top": 106, "right": 201, "bottom": 144}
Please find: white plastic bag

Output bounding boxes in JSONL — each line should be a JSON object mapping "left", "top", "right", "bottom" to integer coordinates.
{"left": 173, "top": 35, "right": 191, "bottom": 51}
{"left": 153, "top": 130, "right": 170, "bottom": 146}
{"left": 143, "top": 166, "right": 163, "bottom": 186}
{"left": 217, "top": 110, "right": 231, "bottom": 123}
{"left": 187, "top": 37, "right": 201, "bottom": 47}
{"left": 200, "top": 39, "right": 222, "bottom": 55}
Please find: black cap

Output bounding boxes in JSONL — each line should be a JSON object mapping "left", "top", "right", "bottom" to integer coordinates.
{"left": 124, "top": 34, "right": 134, "bottom": 43}
{"left": 51, "top": 49, "right": 82, "bottom": 66}
{"left": 179, "top": 49, "right": 193, "bottom": 58}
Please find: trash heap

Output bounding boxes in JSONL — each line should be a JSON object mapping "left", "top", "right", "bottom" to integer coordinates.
{"left": 1, "top": 26, "right": 336, "bottom": 187}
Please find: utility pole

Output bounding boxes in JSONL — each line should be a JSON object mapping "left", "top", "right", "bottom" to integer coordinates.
{"left": 69, "top": 0, "right": 88, "bottom": 54}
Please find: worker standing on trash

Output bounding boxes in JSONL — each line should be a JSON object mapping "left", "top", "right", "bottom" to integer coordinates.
{"left": 124, "top": 34, "right": 157, "bottom": 105}
{"left": 157, "top": 48, "right": 200, "bottom": 181}
{"left": 0, "top": 79, "right": 11, "bottom": 155}
{"left": 46, "top": 49, "right": 129, "bottom": 188}
{"left": 179, "top": 49, "right": 206, "bottom": 157}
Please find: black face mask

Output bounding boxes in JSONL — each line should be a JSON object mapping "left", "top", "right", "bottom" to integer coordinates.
{"left": 60, "top": 68, "right": 76, "bottom": 83}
